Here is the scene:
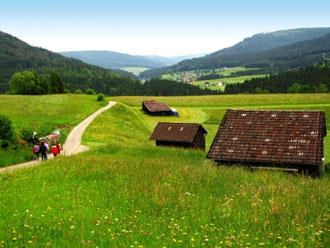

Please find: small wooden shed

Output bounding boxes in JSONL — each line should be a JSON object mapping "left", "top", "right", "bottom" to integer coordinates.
{"left": 149, "top": 122, "right": 207, "bottom": 150}
{"left": 207, "top": 109, "right": 327, "bottom": 174}
{"left": 142, "top": 100, "right": 173, "bottom": 116}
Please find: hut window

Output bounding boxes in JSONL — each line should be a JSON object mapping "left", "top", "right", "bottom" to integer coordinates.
{"left": 228, "top": 149, "right": 234, "bottom": 153}
{"left": 232, "top": 137, "right": 238, "bottom": 141}
{"left": 180, "top": 127, "right": 184, "bottom": 131}
{"left": 271, "top": 114, "right": 277, "bottom": 117}
{"left": 262, "top": 151, "right": 268, "bottom": 155}
{"left": 303, "top": 114, "right": 309, "bottom": 118}
{"left": 265, "top": 138, "right": 270, "bottom": 142}
{"left": 298, "top": 152, "right": 304, "bottom": 156}
{"left": 241, "top": 113, "right": 247, "bottom": 117}
{"left": 168, "top": 126, "right": 172, "bottom": 131}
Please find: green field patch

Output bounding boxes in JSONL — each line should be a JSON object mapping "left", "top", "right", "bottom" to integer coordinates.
{"left": 113, "top": 93, "right": 330, "bottom": 107}
{"left": 191, "top": 74, "right": 268, "bottom": 91}
{"left": 120, "top": 67, "right": 150, "bottom": 76}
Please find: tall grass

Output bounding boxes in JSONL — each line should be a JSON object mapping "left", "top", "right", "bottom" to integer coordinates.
{"left": 0, "top": 96, "right": 329, "bottom": 247}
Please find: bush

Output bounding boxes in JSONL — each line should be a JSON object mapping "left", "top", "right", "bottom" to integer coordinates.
{"left": 20, "top": 127, "right": 36, "bottom": 144}
{"left": 97, "top": 93, "right": 105, "bottom": 102}
{"left": 254, "top": 87, "right": 269, "bottom": 94}
{"left": 75, "top": 89, "right": 82, "bottom": 94}
{"left": 86, "top": 88, "right": 96, "bottom": 95}
{"left": 316, "top": 83, "right": 328, "bottom": 93}
{"left": 287, "top": 83, "right": 301, "bottom": 93}
{"left": 63, "top": 88, "right": 71, "bottom": 94}
{"left": 0, "top": 114, "right": 14, "bottom": 147}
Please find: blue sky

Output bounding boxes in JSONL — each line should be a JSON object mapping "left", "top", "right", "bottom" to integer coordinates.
{"left": 1, "top": 0, "right": 329, "bottom": 56}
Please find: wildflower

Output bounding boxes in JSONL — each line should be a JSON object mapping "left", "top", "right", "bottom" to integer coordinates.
{"left": 70, "top": 225, "right": 75, "bottom": 229}
{"left": 28, "top": 240, "right": 33, "bottom": 244}
{"left": 231, "top": 235, "right": 236, "bottom": 240}
{"left": 173, "top": 238, "right": 176, "bottom": 243}
{"left": 12, "top": 237, "right": 17, "bottom": 241}
{"left": 191, "top": 237, "right": 195, "bottom": 242}
{"left": 259, "top": 243, "right": 264, "bottom": 246}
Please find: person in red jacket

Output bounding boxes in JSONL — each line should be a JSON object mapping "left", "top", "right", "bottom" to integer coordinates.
{"left": 51, "top": 144, "right": 59, "bottom": 157}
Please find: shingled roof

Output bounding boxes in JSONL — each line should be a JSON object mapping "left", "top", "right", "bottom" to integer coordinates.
{"left": 150, "top": 122, "right": 207, "bottom": 142}
{"left": 142, "top": 100, "right": 172, "bottom": 113}
{"left": 207, "top": 109, "right": 326, "bottom": 166}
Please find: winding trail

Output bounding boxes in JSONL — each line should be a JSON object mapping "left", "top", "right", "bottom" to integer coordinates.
{"left": 0, "top": 101, "right": 116, "bottom": 174}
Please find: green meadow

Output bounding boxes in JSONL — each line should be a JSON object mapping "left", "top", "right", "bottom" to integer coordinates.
{"left": 0, "top": 95, "right": 106, "bottom": 167}
{"left": 0, "top": 93, "right": 329, "bottom": 247}
{"left": 121, "top": 67, "right": 150, "bottom": 76}
{"left": 190, "top": 74, "right": 268, "bottom": 91}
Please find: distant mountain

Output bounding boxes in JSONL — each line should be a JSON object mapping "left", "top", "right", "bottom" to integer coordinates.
{"left": 145, "top": 54, "right": 205, "bottom": 66}
{"left": 0, "top": 31, "right": 141, "bottom": 94}
{"left": 140, "top": 27, "right": 330, "bottom": 78}
{"left": 59, "top": 50, "right": 203, "bottom": 70}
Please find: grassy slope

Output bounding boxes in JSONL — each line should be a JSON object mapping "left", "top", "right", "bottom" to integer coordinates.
{"left": 114, "top": 94, "right": 330, "bottom": 162}
{"left": 0, "top": 94, "right": 105, "bottom": 167}
{"left": 0, "top": 94, "right": 329, "bottom": 247}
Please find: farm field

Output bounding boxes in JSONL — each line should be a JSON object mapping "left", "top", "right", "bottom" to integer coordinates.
{"left": 0, "top": 93, "right": 329, "bottom": 247}
{"left": 0, "top": 94, "right": 106, "bottom": 167}
{"left": 121, "top": 67, "right": 150, "bottom": 76}
{"left": 190, "top": 74, "right": 268, "bottom": 91}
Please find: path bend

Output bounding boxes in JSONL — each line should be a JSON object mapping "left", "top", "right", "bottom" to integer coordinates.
{"left": 0, "top": 101, "right": 116, "bottom": 174}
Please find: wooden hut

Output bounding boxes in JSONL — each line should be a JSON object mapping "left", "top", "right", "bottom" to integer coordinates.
{"left": 142, "top": 100, "right": 173, "bottom": 116}
{"left": 149, "top": 122, "right": 207, "bottom": 150}
{"left": 207, "top": 109, "right": 326, "bottom": 174}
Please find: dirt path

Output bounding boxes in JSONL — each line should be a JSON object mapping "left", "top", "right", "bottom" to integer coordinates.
{"left": 0, "top": 101, "right": 116, "bottom": 174}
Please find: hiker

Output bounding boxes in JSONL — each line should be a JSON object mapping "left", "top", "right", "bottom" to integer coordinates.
{"left": 51, "top": 144, "right": 59, "bottom": 157}
{"left": 39, "top": 141, "right": 48, "bottom": 161}
{"left": 56, "top": 142, "right": 63, "bottom": 155}
{"left": 33, "top": 142, "right": 40, "bottom": 160}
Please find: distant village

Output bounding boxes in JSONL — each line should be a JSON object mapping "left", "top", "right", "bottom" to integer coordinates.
{"left": 169, "top": 67, "right": 230, "bottom": 84}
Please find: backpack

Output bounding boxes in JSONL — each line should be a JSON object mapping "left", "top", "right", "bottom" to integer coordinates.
{"left": 33, "top": 145, "right": 40, "bottom": 154}
{"left": 39, "top": 143, "right": 46, "bottom": 153}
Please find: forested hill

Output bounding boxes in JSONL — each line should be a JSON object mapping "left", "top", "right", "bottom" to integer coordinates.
{"left": 225, "top": 64, "right": 330, "bottom": 94}
{"left": 59, "top": 51, "right": 204, "bottom": 70}
{"left": 140, "top": 27, "right": 330, "bottom": 78}
{"left": 211, "top": 27, "right": 330, "bottom": 56}
{"left": 59, "top": 50, "right": 166, "bottom": 69}
{"left": 0, "top": 31, "right": 141, "bottom": 94}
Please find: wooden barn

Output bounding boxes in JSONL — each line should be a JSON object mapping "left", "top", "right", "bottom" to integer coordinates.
{"left": 142, "top": 100, "right": 173, "bottom": 116}
{"left": 207, "top": 109, "right": 327, "bottom": 174}
{"left": 149, "top": 122, "right": 207, "bottom": 150}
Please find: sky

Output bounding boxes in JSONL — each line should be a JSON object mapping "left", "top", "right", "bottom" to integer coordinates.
{"left": 1, "top": 0, "right": 330, "bottom": 57}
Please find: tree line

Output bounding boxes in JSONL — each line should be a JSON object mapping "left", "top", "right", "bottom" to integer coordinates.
{"left": 224, "top": 64, "right": 330, "bottom": 94}
{"left": 4, "top": 70, "right": 217, "bottom": 96}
